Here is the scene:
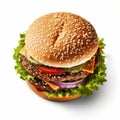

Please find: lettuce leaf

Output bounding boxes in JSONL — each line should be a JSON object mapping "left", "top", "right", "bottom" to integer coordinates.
{"left": 13, "top": 33, "right": 34, "bottom": 80}
{"left": 13, "top": 34, "right": 106, "bottom": 97}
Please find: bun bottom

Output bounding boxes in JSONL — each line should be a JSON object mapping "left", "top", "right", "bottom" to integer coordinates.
{"left": 26, "top": 80, "right": 81, "bottom": 101}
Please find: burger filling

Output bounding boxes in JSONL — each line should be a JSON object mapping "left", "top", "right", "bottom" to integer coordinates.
{"left": 13, "top": 33, "right": 106, "bottom": 97}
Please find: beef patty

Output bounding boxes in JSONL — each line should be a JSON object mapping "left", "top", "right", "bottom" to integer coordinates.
{"left": 21, "top": 49, "right": 100, "bottom": 92}
{"left": 21, "top": 56, "right": 89, "bottom": 82}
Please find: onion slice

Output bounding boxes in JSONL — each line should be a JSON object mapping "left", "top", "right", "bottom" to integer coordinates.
{"left": 51, "top": 79, "right": 86, "bottom": 88}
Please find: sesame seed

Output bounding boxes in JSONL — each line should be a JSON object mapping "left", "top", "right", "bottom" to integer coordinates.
{"left": 47, "top": 55, "right": 50, "bottom": 59}
{"left": 82, "top": 31, "right": 85, "bottom": 33}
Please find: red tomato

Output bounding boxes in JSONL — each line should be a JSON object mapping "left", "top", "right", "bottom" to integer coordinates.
{"left": 38, "top": 66, "right": 65, "bottom": 75}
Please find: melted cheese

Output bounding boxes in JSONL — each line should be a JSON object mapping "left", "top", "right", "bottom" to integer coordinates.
{"left": 20, "top": 46, "right": 26, "bottom": 56}
{"left": 83, "top": 56, "right": 95, "bottom": 73}
{"left": 43, "top": 80, "right": 59, "bottom": 91}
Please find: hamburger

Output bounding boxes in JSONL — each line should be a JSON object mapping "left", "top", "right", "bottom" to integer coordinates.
{"left": 13, "top": 12, "right": 106, "bottom": 101}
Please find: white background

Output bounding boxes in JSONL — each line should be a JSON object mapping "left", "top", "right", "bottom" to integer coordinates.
{"left": 0, "top": 0, "right": 120, "bottom": 120}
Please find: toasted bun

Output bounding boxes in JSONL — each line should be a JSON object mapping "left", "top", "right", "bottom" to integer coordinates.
{"left": 25, "top": 12, "right": 98, "bottom": 68}
{"left": 26, "top": 80, "right": 81, "bottom": 101}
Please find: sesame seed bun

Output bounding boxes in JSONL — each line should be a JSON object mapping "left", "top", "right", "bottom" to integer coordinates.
{"left": 26, "top": 80, "right": 81, "bottom": 101}
{"left": 25, "top": 12, "right": 98, "bottom": 68}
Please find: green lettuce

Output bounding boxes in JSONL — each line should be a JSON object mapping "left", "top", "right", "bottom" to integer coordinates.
{"left": 13, "top": 33, "right": 34, "bottom": 80}
{"left": 13, "top": 34, "right": 106, "bottom": 97}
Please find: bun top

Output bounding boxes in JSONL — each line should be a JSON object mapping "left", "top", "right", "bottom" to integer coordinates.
{"left": 25, "top": 12, "right": 98, "bottom": 68}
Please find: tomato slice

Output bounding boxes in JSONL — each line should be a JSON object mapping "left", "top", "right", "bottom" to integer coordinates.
{"left": 38, "top": 66, "right": 65, "bottom": 75}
